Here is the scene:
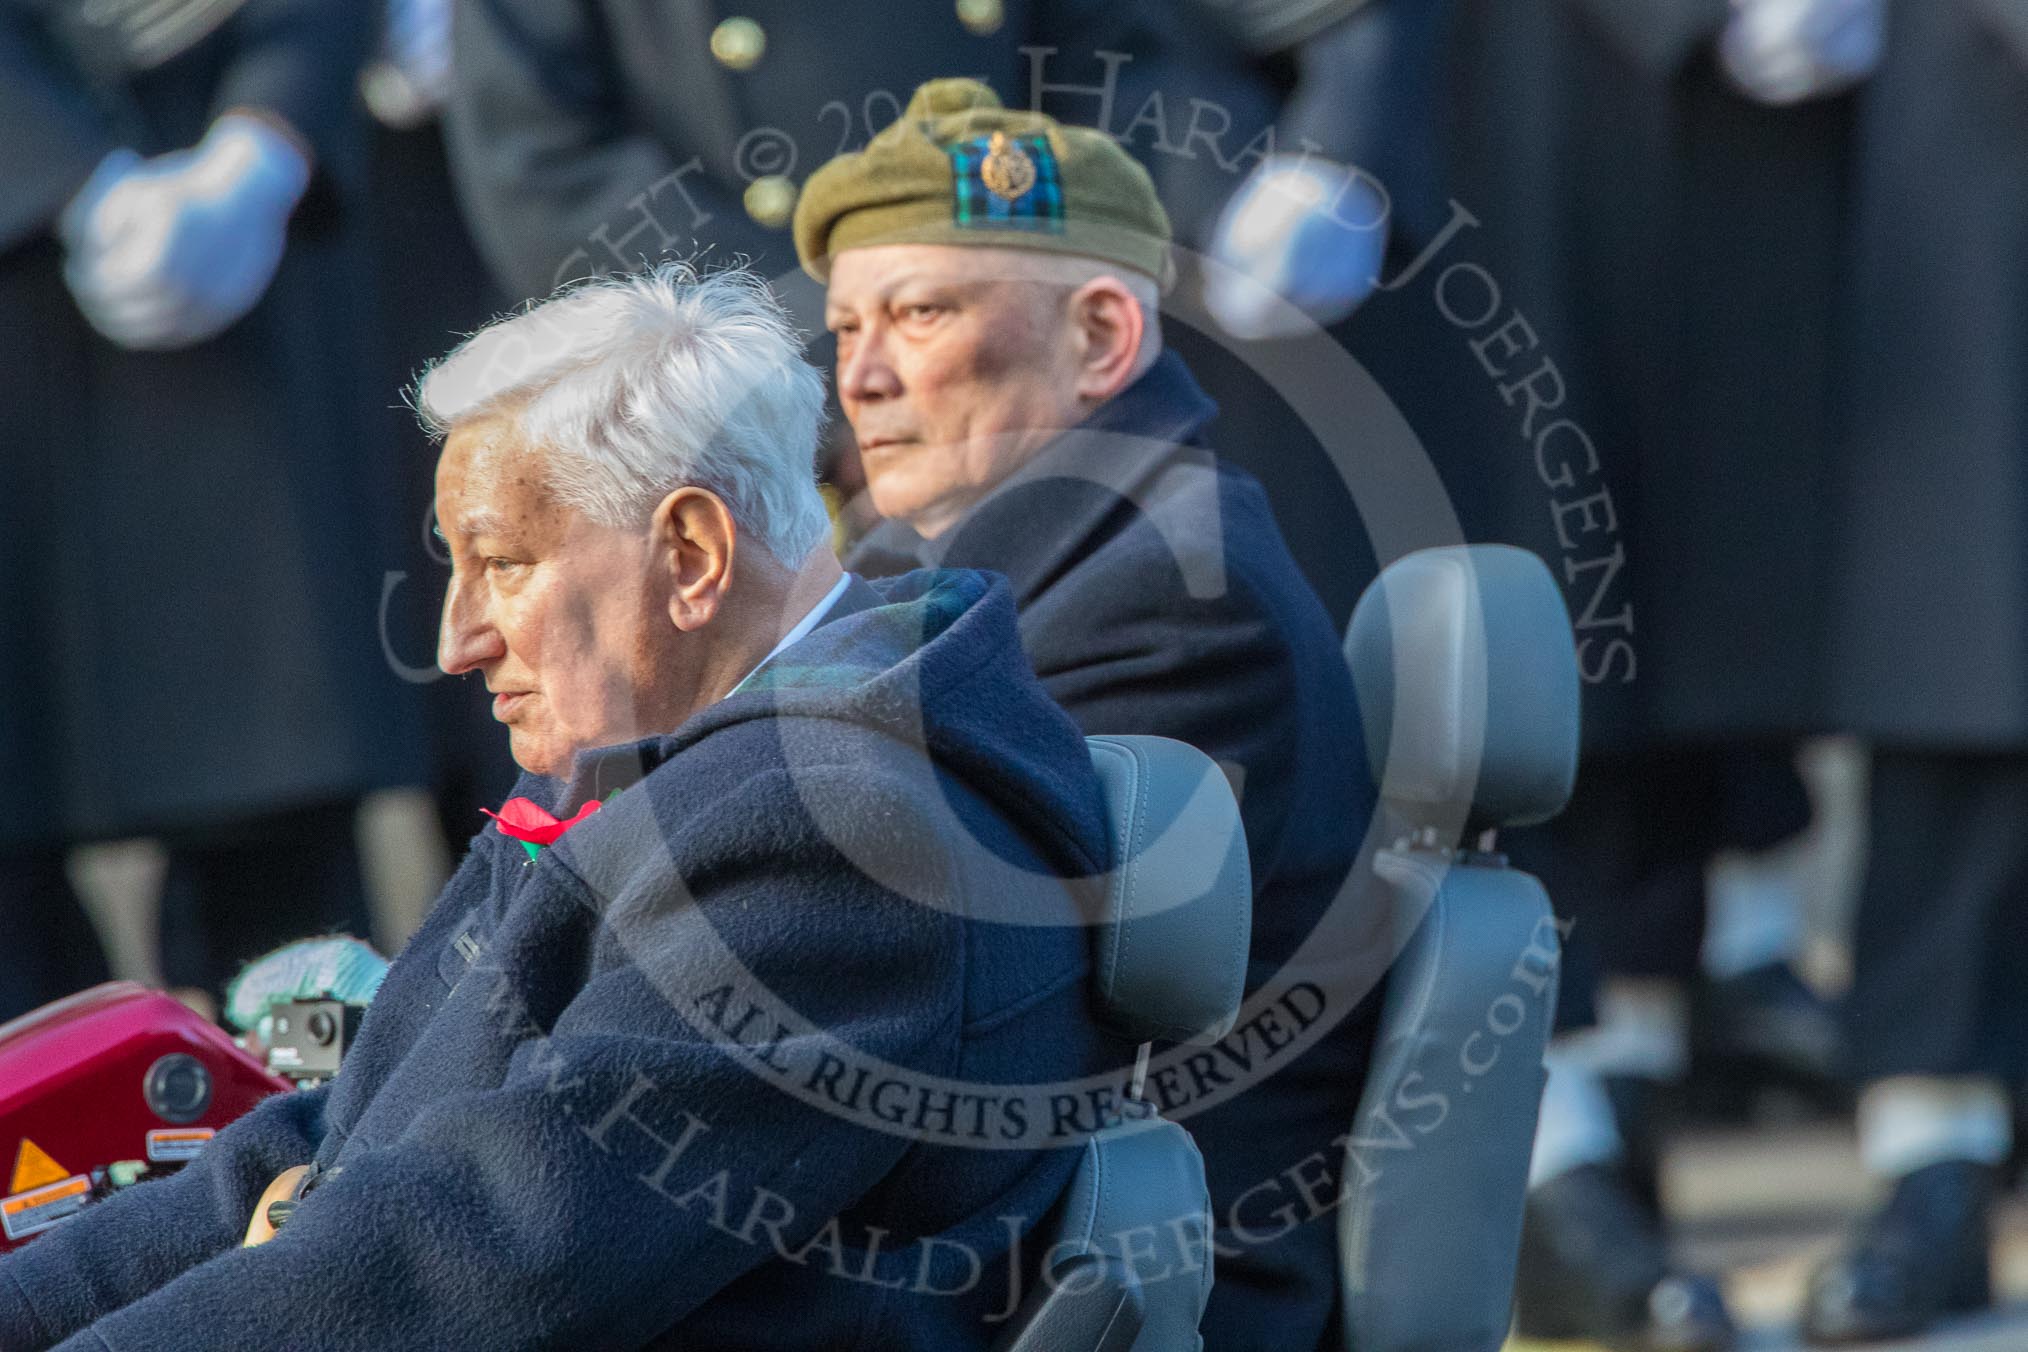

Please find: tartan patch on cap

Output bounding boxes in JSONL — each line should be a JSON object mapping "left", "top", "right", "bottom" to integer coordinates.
{"left": 948, "top": 133, "right": 1065, "bottom": 233}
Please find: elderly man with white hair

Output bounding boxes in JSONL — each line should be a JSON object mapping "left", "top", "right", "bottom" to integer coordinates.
{"left": 0, "top": 262, "right": 1125, "bottom": 1351}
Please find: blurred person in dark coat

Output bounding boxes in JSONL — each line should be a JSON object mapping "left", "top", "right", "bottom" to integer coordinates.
{"left": 1200, "top": 0, "right": 1881, "bottom": 1346}
{"left": 1325, "top": 0, "right": 2028, "bottom": 1344}
{"left": 359, "top": 0, "right": 522, "bottom": 862}
{"left": 1796, "top": 0, "right": 2028, "bottom": 1341}
{"left": 803, "top": 80, "right": 1379, "bottom": 1352}
{"left": 444, "top": 0, "right": 1276, "bottom": 306}
{"left": 1438, "top": 5, "right": 1865, "bottom": 1347}
{"left": 1187, "top": 0, "right": 1426, "bottom": 627}
{"left": 1417, "top": 2, "right": 2028, "bottom": 1344}
{"left": 0, "top": 0, "right": 424, "bottom": 1014}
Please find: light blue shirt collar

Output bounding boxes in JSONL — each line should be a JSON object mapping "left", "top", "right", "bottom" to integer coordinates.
{"left": 730, "top": 571, "right": 853, "bottom": 695}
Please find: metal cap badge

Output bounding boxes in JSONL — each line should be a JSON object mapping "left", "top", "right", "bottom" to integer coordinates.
{"left": 979, "top": 132, "right": 1036, "bottom": 201}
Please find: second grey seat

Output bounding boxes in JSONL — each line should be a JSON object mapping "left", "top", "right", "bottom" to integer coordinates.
{"left": 1337, "top": 544, "right": 1581, "bottom": 1352}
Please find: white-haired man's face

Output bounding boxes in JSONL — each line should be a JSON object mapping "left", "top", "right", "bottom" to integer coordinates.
{"left": 434, "top": 415, "right": 684, "bottom": 777}
{"left": 825, "top": 244, "right": 1147, "bottom": 538}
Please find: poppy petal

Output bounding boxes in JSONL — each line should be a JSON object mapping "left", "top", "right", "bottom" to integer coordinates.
{"left": 482, "top": 795, "right": 601, "bottom": 846}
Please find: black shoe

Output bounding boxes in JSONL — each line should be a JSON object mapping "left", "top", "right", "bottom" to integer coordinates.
{"left": 1515, "top": 1162, "right": 1736, "bottom": 1351}
{"left": 1801, "top": 1159, "right": 1997, "bottom": 1345}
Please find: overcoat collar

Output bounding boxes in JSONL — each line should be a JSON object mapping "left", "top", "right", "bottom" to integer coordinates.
{"left": 851, "top": 350, "right": 1219, "bottom": 602}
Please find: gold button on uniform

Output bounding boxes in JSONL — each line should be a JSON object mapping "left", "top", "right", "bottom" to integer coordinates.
{"left": 744, "top": 175, "right": 798, "bottom": 228}
{"left": 955, "top": 0, "right": 1003, "bottom": 35}
{"left": 710, "top": 16, "right": 766, "bottom": 70}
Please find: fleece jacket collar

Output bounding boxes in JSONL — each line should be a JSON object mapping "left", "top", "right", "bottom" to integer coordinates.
{"left": 506, "top": 569, "right": 1107, "bottom": 883}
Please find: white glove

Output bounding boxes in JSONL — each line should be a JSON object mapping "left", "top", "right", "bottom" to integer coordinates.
{"left": 1719, "top": 0, "right": 1886, "bottom": 105}
{"left": 362, "top": 0, "right": 453, "bottom": 128}
{"left": 1204, "top": 154, "right": 1390, "bottom": 342}
{"left": 57, "top": 147, "right": 145, "bottom": 248}
{"left": 60, "top": 113, "right": 310, "bottom": 350}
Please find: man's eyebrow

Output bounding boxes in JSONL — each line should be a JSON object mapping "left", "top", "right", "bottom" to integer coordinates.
{"left": 890, "top": 272, "right": 973, "bottom": 295}
{"left": 850, "top": 271, "right": 959, "bottom": 302}
{"left": 452, "top": 510, "right": 512, "bottom": 538}
{"left": 828, "top": 272, "right": 972, "bottom": 323}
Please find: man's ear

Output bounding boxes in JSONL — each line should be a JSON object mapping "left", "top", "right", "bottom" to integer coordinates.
{"left": 653, "top": 487, "right": 738, "bottom": 631}
{"left": 1067, "top": 276, "right": 1146, "bottom": 403}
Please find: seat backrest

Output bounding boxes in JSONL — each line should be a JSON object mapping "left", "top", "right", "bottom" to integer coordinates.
{"left": 995, "top": 735, "right": 1250, "bottom": 1352}
{"left": 1336, "top": 545, "right": 1579, "bottom": 1352}
{"left": 1084, "top": 734, "right": 1251, "bottom": 1046}
{"left": 996, "top": 1116, "right": 1215, "bottom": 1352}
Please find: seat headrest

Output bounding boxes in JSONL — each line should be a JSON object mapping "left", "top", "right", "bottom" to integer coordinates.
{"left": 1086, "top": 735, "right": 1251, "bottom": 1045}
{"left": 1344, "top": 545, "right": 1579, "bottom": 832}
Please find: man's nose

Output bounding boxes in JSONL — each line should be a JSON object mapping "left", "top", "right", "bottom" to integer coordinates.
{"left": 438, "top": 577, "right": 504, "bottom": 677}
{"left": 838, "top": 329, "right": 902, "bottom": 404}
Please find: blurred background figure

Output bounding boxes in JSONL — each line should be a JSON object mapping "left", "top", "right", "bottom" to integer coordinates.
{"left": 1211, "top": 1, "right": 2028, "bottom": 1346}
{"left": 358, "top": 0, "right": 522, "bottom": 848}
{"left": 442, "top": 0, "right": 1273, "bottom": 304}
{"left": 1356, "top": 2, "right": 1863, "bottom": 1346}
{"left": 0, "top": 0, "right": 424, "bottom": 1016}
{"left": 1797, "top": 0, "right": 2028, "bottom": 1341}
{"left": 1181, "top": 0, "right": 1430, "bottom": 628}
{"left": 1192, "top": 0, "right": 1900, "bottom": 1347}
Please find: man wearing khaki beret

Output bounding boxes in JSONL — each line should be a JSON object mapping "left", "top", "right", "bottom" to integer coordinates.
{"left": 801, "top": 78, "right": 1381, "bottom": 1352}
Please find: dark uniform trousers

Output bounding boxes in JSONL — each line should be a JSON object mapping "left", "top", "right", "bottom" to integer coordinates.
{"left": 1846, "top": 751, "right": 2028, "bottom": 1083}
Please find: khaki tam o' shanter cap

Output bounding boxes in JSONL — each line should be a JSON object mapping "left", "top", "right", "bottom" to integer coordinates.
{"left": 792, "top": 77, "right": 1173, "bottom": 286}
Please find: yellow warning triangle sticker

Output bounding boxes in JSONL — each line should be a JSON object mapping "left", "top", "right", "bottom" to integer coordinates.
{"left": 10, "top": 1139, "right": 69, "bottom": 1194}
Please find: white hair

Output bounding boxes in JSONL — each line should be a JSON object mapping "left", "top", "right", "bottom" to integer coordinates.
{"left": 414, "top": 261, "right": 831, "bottom": 564}
{"left": 1004, "top": 252, "right": 1164, "bottom": 379}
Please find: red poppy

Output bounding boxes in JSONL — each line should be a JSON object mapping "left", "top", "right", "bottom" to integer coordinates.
{"left": 481, "top": 796, "right": 602, "bottom": 848}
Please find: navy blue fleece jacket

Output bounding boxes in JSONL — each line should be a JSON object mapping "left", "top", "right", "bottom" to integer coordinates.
{"left": 0, "top": 571, "right": 1119, "bottom": 1351}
